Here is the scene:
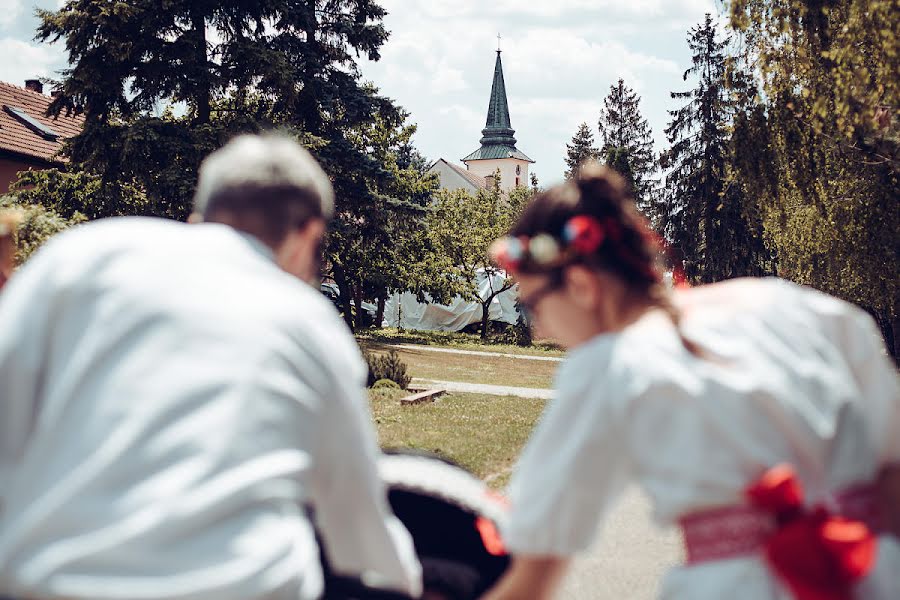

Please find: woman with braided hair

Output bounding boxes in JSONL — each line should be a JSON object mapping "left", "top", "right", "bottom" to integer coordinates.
{"left": 480, "top": 163, "right": 899, "bottom": 600}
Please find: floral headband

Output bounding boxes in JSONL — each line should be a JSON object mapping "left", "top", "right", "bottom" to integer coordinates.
{"left": 488, "top": 215, "right": 619, "bottom": 275}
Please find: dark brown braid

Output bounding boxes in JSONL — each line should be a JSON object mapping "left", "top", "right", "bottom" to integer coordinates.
{"left": 510, "top": 162, "right": 702, "bottom": 357}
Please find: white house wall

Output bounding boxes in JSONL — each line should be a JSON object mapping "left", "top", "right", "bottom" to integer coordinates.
{"left": 427, "top": 160, "right": 480, "bottom": 193}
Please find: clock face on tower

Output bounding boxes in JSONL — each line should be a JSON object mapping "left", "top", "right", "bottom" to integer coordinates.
{"left": 516, "top": 164, "right": 521, "bottom": 175}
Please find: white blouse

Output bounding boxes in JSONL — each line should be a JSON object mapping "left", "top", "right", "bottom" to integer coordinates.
{"left": 0, "top": 218, "right": 420, "bottom": 600}
{"left": 504, "top": 278, "right": 899, "bottom": 599}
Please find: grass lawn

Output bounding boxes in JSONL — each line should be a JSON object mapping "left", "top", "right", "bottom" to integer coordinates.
{"left": 361, "top": 341, "right": 558, "bottom": 389}
{"left": 370, "top": 389, "right": 545, "bottom": 489}
{"left": 357, "top": 327, "right": 564, "bottom": 358}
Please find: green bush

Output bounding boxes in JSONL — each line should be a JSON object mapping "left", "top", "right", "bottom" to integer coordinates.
{"left": 365, "top": 350, "right": 412, "bottom": 390}
{"left": 372, "top": 378, "right": 401, "bottom": 390}
{"left": 0, "top": 195, "right": 85, "bottom": 265}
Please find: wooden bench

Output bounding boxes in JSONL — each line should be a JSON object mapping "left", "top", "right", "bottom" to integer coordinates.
{"left": 399, "top": 388, "right": 446, "bottom": 405}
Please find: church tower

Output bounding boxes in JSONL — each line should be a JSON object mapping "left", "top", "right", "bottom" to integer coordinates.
{"left": 461, "top": 48, "right": 534, "bottom": 191}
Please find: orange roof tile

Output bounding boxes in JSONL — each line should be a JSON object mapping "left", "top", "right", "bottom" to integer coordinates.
{"left": 0, "top": 81, "right": 84, "bottom": 164}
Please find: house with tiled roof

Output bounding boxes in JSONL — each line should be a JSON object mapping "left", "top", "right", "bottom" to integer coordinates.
{"left": 428, "top": 48, "right": 534, "bottom": 194}
{"left": 0, "top": 79, "right": 85, "bottom": 194}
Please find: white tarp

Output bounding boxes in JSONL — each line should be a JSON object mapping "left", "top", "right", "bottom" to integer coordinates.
{"left": 383, "top": 269, "right": 520, "bottom": 332}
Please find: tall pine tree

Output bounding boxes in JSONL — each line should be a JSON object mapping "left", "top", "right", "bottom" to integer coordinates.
{"left": 598, "top": 78, "right": 658, "bottom": 221}
{"left": 37, "top": 0, "right": 397, "bottom": 220}
{"left": 35, "top": 0, "right": 435, "bottom": 330}
{"left": 564, "top": 122, "right": 600, "bottom": 178}
{"left": 662, "top": 14, "right": 768, "bottom": 283}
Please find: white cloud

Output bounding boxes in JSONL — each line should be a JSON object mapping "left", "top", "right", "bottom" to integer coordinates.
{"left": 362, "top": 0, "right": 714, "bottom": 179}
{"left": 388, "top": 0, "right": 715, "bottom": 25}
{"left": 431, "top": 66, "right": 468, "bottom": 94}
{"left": 0, "top": 37, "right": 66, "bottom": 87}
{"left": 0, "top": 1, "right": 24, "bottom": 29}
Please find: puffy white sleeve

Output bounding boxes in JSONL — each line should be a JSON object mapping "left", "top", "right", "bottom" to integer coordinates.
{"left": 796, "top": 285, "right": 900, "bottom": 462}
{"left": 0, "top": 243, "right": 60, "bottom": 508}
{"left": 308, "top": 334, "right": 422, "bottom": 597}
{"left": 503, "top": 346, "right": 631, "bottom": 556}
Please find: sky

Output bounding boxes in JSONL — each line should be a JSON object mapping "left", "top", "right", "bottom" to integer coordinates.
{"left": 0, "top": 0, "right": 721, "bottom": 184}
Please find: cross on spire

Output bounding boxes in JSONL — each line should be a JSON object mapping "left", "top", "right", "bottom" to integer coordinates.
{"left": 497, "top": 33, "right": 501, "bottom": 53}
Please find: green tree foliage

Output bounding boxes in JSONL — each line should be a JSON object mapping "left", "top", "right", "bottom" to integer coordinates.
{"left": 662, "top": 13, "right": 770, "bottom": 283}
{"left": 0, "top": 195, "right": 85, "bottom": 264}
{"left": 12, "top": 169, "right": 149, "bottom": 221}
{"left": 598, "top": 78, "right": 659, "bottom": 221}
{"left": 37, "top": 0, "right": 397, "bottom": 215}
{"left": 34, "top": 0, "right": 439, "bottom": 331}
{"left": 426, "top": 183, "right": 531, "bottom": 339}
{"left": 564, "top": 122, "right": 600, "bottom": 178}
{"left": 728, "top": 0, "right": 899, "bottom": 355}
{"left": 329, "top": 112, "right": 439, "bottom": 330}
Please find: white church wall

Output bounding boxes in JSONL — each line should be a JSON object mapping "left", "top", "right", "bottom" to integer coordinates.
{"left": 464, "top": 158, "right": 530, "bottom": 191}
{"left": 428, "top": 160, "right": 480, "bottom": 193}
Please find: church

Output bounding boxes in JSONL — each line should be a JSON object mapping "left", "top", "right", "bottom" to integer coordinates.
{"left": 428, "top": 48, "right": 534, "bottom": 193}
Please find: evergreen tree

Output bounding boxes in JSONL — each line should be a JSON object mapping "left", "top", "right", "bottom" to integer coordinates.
{"left": 37, "top": 0, "right": 396, "bottom": 220}
{"left": 662, "top": 14, "right": 768, "bottom": 283}
{"left": 34, "top": 0, "right": 441, "bottom": 330}
{"left": 598, "top": 78, "right": 658, "bottom": 220}
{"left": 564, "top": 122, "right": 600, "bottom": 178}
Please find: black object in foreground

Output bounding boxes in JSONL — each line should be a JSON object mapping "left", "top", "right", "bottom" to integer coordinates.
{"left": 321, "top": 451, "right": 510, "bottom": 600}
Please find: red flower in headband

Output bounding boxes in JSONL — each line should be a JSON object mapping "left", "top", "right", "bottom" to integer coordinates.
{"left": 563, "top": 215, "right": 605, "bottom": 254}
{"left": 489, "top": 237, "right": 524, "bottom": 273}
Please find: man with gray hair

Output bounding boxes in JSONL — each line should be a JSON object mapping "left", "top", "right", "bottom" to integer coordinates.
{"left": 0, "top": 134, "right": 422, "bottom": 599}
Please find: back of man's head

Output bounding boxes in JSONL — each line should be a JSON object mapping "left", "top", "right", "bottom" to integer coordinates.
{"left": 193, "top": 134, "right": 334, "bottom": 248}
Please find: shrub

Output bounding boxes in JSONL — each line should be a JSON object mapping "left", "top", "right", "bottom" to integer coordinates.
{"left": 372, "top": 378, "right": 401, "bottom": 390}
{"left": 365, "top": 350, "right": 412, "bottom": 390}
{"left": 0, "top": 195, "right": 85, "bottom": 265}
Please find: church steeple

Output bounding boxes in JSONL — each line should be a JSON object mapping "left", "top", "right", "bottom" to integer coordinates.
{"left": 480, "top": 50, "right": 517, "bottom": 147}
{"left": 461, "top": 47, "right": 533, "bottom": 166}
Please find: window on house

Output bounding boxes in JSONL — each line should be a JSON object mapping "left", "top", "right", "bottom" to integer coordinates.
{"left": 3, "top": 105, "right": 60, "bottom": 140}
{"left": 515, "top": 177, "right": 520, "bottom": 186}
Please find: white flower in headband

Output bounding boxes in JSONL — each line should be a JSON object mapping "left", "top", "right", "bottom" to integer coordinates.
{"left": 528, "top": 234, "right": 561, "bottom": 265}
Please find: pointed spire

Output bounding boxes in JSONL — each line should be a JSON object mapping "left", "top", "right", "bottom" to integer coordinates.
{"left": 461, "top": 46, "right": 533, "bottom": 164}
{"left": 480, "top": 50, "right": 516, "bottom": 147}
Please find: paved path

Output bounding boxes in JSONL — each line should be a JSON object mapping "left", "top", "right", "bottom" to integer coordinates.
{"left": 559, "top": 487, "right": 682, "bottom": 598}
{"left": 391, "top": 343, "right": 563, "bottom": 362}
{"left": 411, "top": 378, "right": 553, "bottom": 399}
{"left": 405, "top": 343, "right": 680, "bottom": 595}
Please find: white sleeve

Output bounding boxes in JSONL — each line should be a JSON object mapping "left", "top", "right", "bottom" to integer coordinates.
{"left": 309, "top": 350, "right": 422, "bottom": 597}
{"left": 0, "top": 245, "right": 58, "bottom": 507}
{"left": 503, "top": 354, "right": 631, "bottom": 556}
{"left": 797, "top": 286, "right": 900, "bottom": 462}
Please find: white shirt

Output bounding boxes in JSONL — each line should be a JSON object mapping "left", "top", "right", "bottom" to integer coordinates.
{"left": 504, "top": 278, "right": 899, "bottom": 599}
{"left": 0, "top": 218, "right": 421, "bottom": 600}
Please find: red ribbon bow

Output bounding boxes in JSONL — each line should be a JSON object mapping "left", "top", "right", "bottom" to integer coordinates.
{"left": 745, "top": 465, "right": 878, "bottom": 600}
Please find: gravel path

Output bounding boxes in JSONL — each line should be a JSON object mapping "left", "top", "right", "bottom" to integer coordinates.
{"left": 391, "top": 343, "right": 563, "bottom": 362}
{"left": 410, "top": 378, "right": 554, "bottom": 399}
{"left": 408, "top": 346, "right": 680, "bottom": 597}
{"left": 559, "top": 486, "right": 683, "bottom": 599}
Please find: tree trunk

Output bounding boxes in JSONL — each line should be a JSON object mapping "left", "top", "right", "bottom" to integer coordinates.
{"left": 480, "top": 299, "right": 491, "bottom": 340}
{"left": 332, "top": 264, "right": 355, "bottom": 332}
{"left": 376, "top": 296, "right": 386, "bottom": 329}
{"left": 190, "top": 6, "right": 211, "bottom": 125}
{"left": 353, "top": 285, "right": 364, "bottom": 330}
